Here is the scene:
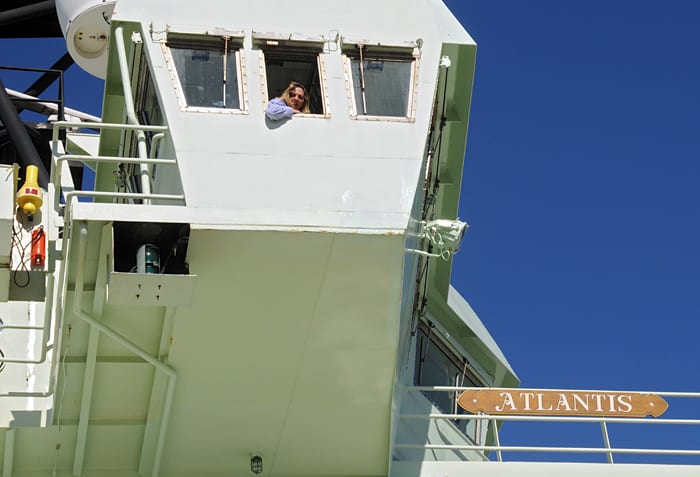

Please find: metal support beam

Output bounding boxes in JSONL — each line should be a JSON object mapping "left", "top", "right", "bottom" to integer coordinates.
{"left": 24, "top": 53, "right": 74, "bottom": 98}
{"left": 73, "top": 223, "right": 177, "bottom": 477}
{"left": 139, "top": 306, "right": 176, "bottom": 476}
{"left": 73, "top": 222, "right": 111, "bottom": 475}
{"left": 0, "top": 1, "right": 55, "bottom": 26}
{"left": 72, "top": 326, "right": 100, "bottom": 476}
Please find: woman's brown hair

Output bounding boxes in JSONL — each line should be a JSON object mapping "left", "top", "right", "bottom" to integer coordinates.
{"left": 280, "top": 81, "right": 310, "bottom": 113}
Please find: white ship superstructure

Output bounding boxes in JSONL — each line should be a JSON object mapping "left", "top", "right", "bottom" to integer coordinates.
{"left": 0, "top": 1, "right": 697, "bottom": 476}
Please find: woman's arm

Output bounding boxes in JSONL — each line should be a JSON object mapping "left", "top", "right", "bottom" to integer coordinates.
{"left": 265, "top": 97, "right": 294, "bottom": 120}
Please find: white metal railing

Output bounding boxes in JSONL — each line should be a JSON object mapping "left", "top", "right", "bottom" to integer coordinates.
{"left": 0, "top": 275, "right": 61, "bottom": 399}
{"left": 114, "top": 26, "right": 154, "bottom": 199}
{"left": 398, "top": 386, "right": 700, "bottom": 465}
{"left": 50, "top": 24, "right": 186, "bottom": 218}
{"left": 50, "top": 121, "right": 185, "bottom": 221}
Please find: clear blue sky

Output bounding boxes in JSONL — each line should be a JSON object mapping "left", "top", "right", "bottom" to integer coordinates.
{"left": 1, "top": 0, "right": 698, "bottom": 464}
{"left": 445, "top": 0, "right": 700, "bottom": 462}
{"left": 447, "top": 0, "right": 699, "bottom": 391}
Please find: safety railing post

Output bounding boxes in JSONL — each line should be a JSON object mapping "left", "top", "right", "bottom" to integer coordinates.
{"left": 490, "top": 417, "right": 503, "bottom": 462}
{"left": 601, "top": 421, "right": 614, "bottom": 464}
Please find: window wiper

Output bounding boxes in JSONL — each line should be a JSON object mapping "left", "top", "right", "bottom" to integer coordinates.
{"left": 358, "top": 44, "right": 367, "bottom": 115}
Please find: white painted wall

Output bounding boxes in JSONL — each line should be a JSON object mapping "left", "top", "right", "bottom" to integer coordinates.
{"left": 108, "top": 0, "right": 474, "bottom": 231}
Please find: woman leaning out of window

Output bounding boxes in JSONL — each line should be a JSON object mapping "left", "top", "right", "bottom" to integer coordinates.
{"left": 265, "top": 82, "right": 310, "bottom": 120}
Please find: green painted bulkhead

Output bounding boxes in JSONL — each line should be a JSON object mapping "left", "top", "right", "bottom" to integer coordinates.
{"left": 56, "top": 221, "right": 406, "bottom": 476}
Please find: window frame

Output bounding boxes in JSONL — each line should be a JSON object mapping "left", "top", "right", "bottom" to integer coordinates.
{"left": 254, "top": 33, "right": 330, "bottom": 118}
{"left": 414, "top": 321, "right": 485, "bottom": 391}
{"left": 163, "top": 32, "right": 248, "bottom": 114}
{"left": 413, "top": 320, "right": 487, "bottom": 442}
{"left": 342, "top": 41, "right": 420, "bottom": 122}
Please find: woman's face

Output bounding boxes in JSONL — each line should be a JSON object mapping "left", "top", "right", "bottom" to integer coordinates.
{"left": 287, "top": 87, "right": 306, "bottom": 111}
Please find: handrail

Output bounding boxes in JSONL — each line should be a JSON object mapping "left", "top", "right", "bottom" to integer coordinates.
{"left": 50, "top": 121, "right": 181, "bottom": 218}
{"left": 114, "top": 26, "right": 153, "bottom": 200}
{"left": 56, "top": 154, "right": 176, "bottom": 165}
{"left": 400, "top": 413, "right": 700, "bottom": 425}
{"left": 399, "top": 385, "right": 700, "bottom": 464}
{"left": 5, "top": 88, "right": 99, "bottom": 122}
{"left": 51, "top": 121, "right": 167, "bottom": 138}
{"left": 0, "top": 65, "right": 65, "bottom": 122}
{"left": 0, "top": 309, "right": 53, "bottom": 366}
{"left": 0, "top": 274, "right": 60, "bottom": 397}
{"left": 61, "top": 192, "right": 185, "bottom": 231}
{"left": 396, "top": 443, "right": 700, "bottom": 456}
{"left": 409, "top": 384, "right": 700, "bottom": 398}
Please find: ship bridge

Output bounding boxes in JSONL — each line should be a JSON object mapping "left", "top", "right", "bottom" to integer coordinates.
{"left": 0, "top": 1, "right": 697, "bottom": 476}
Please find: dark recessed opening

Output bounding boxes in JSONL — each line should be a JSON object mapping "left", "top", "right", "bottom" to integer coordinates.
{"left": 113, "top": 222, "right": 190, "bottom": 275}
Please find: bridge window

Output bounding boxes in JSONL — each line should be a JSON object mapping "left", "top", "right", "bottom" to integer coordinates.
{"left": 255, "top": 34, "right": 328, "bottom": 116}
{"left": 343, "top": 43, "right": 419, "bottom": 120}
{"left": 166, "top": 34, "right": 246, "bottom": 111}
{"left": 415, "top": 321, "right": 484, "bottom": 440}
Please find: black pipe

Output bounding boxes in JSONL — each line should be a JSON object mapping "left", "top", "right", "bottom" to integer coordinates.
{"left": 0, "top": 78, "right": 49, "bottom": 188}
{"left": 0, "top": 129, "right": 9, "bottom": 147}
{"left": 0, "top": 1, "right": 56, "bottom": 27}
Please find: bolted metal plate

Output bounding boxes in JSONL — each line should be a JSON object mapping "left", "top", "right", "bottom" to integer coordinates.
{"left": 107, "top": 271, "right": 196, "bottom": 306}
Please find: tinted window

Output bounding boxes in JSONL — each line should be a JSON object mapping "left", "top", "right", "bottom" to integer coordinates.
{"left": 414, "top": 323, "right": 482, "bottom": 439}
{"left": 350, "top": 58, "right": 411, "bottom": 117}
{"left": 169, "top": 38, "right": 241, "bottom": 109}
{"left": 346, "top": 46, "right": 415, "bottom": 118}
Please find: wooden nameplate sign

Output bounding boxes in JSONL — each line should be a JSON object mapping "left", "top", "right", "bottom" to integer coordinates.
{"left": 457, "top": 388, "right": 668, "bottom": 418}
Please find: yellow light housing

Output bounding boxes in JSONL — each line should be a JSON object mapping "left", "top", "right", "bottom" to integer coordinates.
{"left": 16, "top": 165, "right": 44, "bottom": 217}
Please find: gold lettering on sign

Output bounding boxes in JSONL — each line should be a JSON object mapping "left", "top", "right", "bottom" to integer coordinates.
{"left": 457, "top": 388, "right": 668, "bottom": 418}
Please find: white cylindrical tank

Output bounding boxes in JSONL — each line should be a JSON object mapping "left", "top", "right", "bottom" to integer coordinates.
{"left": 55, "top": 0, "right": 117, "bottom": 78}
